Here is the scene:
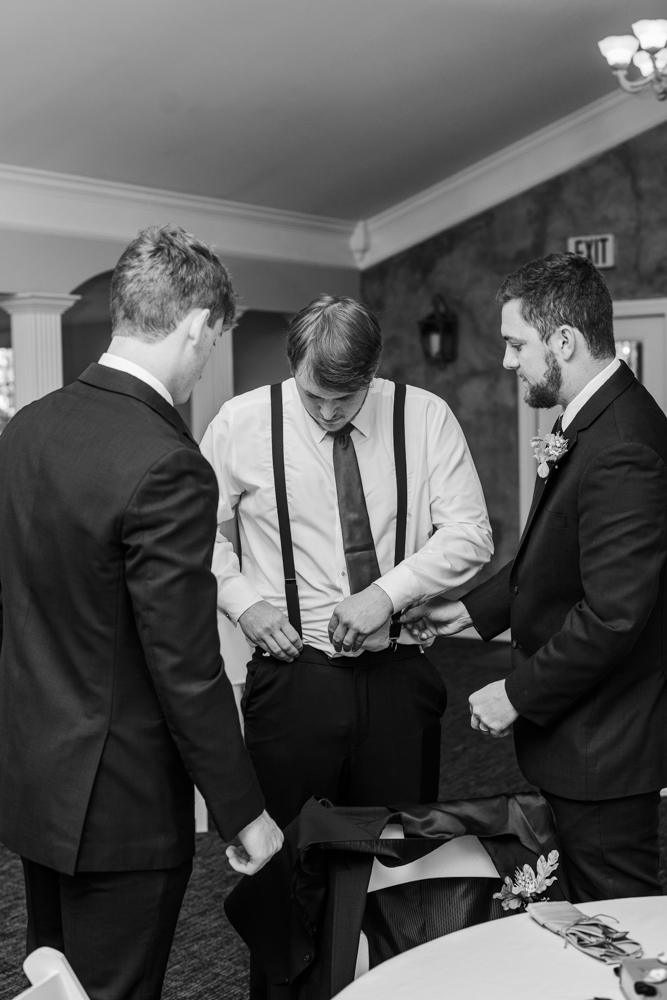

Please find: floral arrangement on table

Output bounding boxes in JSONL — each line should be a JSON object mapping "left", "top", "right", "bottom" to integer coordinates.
{"left": 493, "top": 850, "right": 560, "bottom": 911}
{"left": 530, "top": 431, "right": 569, "bottom": 478}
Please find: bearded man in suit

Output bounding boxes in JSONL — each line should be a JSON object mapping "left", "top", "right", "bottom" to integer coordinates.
{"left": 403, "top": 252, "right": 667, "bottom": 902}
{"left": 0, "top": 225, "right": 282, "bottom": 1000}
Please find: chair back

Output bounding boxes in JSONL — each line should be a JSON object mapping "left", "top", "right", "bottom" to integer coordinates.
{"left": 13, "top": 948, "right": 89, "bottom": 1000}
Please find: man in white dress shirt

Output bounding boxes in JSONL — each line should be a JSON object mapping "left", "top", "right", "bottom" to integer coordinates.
{"left": 201, "top": 295, "right": 493, "bottom": 829}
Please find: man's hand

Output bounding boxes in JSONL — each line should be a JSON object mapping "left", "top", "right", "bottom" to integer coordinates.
{"left": 226, "top": 809, "right": 284, "bottom": 875}
{"left": 400, "top": 598, "right": 472, "bottom": 641}
{"left": 238, "top": 600, "right": 303, "bottom": 662}
{"left": 468, "top": 679, "right": 518, "bottom": 738}
{"left": 328, "top": 584, "right": 394, "bottom": 653}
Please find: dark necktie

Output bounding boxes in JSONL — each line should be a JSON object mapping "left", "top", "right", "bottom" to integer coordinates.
{"left": 552, "top": 414, "right": 563, "bottom": 435}
{"left": 330, "top": 423, "right": 381, "bottom": 594}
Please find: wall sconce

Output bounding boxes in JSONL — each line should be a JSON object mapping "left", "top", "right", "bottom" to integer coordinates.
{"left": 418, "top": 294, "right": 459, "bottom": 367}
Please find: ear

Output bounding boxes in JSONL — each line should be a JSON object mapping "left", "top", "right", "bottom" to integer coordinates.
{"left": 186, "top": 308, "right": 211, "bottom": 346}
{"left": 551, "top": 325, "right": 577, "bottom": 361}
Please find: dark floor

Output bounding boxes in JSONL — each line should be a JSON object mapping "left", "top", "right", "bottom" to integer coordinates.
{"left": 1, "top": 637, "right": 665, "bottom": 999}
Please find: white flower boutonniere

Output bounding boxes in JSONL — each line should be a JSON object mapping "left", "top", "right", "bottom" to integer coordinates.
{"left": 493, "top": 850, "right": 560, "bottom": 911}
{"left": 531, "top": 431, "right": 569, "bottom": 479}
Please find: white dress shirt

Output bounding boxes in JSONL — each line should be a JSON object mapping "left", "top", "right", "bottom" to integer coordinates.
{"left": 98, "top": 353, "right": 174, "bottom": 406}
{"left": 200, "top": 378, "right": 493, "bottom": 655}
{"left": 561, "top": 358, "right": 620, "bottom": 431}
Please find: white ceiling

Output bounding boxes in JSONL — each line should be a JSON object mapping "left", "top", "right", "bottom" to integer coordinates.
{"left": 2, "top": 0, "right": 665, "bottom": 221}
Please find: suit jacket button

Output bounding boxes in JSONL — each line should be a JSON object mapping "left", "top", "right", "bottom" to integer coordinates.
{"left": 513, "top": 585, "right": 519, "bottom": 595}
{"left": 511, "top": 639, "right": 518, "bottom": 649}
{"left": 303, "top": 954, "right": 312, "bottom": 964}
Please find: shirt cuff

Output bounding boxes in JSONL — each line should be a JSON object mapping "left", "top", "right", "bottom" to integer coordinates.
{"left": 218, "top": 577, "right": 264, "bottom": 625}
{"left": 374, "top": 564, "right": 421, "bottom": 613}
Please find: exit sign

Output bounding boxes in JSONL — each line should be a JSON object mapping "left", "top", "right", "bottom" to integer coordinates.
{"left": 567, "top": 234, "right": 615, "bottom": 269}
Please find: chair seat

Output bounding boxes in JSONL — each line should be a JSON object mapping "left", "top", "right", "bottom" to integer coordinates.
{"left": 368, "top": 828, "right": 500, "bottom": 892}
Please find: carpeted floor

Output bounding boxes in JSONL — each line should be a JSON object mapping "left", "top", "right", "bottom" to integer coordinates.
{"left": 1, "top": 637, "right": 665, "bottom": 999}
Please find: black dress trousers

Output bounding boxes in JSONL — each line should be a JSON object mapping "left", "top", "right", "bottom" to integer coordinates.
{"left": 242, "top": 645, "right": 447, "bottom": 830}
{"left": 541, "top": 789, "right": 663, "bottom": 902}
{"left": 21, "top": 857, "right": 192, "bottom": 1000}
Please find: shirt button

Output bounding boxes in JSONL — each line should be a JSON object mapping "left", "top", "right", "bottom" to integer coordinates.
{"left": 340, "top": 570, "right": 346, "bottom": 577}
{"left": 511, "top": 639, "right": 518, "bottom": 649}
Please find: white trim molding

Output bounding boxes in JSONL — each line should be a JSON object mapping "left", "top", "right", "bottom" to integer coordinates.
{"left": 355, "top": 90, "right": 667, "bottom": 268}
{"left": 0, "top": 163, "right": 356, "bottom": 269}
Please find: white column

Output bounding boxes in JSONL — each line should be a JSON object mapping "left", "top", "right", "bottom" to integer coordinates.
{"left": 1, "top": 293, "right": 80, "bottom": 410}
{"left": 190, "top": 312, "right": 242, "bottom": 442}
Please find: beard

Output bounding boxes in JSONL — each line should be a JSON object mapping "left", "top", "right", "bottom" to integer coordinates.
{"left": 524, "top": 350, "right": 563, "bottom": 409}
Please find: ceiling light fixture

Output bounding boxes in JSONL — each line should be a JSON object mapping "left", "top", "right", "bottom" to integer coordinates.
{"left": 598, "top": 19, "right": 667, "bottom": 99}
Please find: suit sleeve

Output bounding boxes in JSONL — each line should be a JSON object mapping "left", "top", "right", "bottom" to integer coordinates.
{"left": 123, "top": 445, "right": 265, "bottom": 841}
{"left": 461, "top": 560, "right": 513, "bottom": 640}
{"left": 505, "top": 443, "right": 667, "bottom": 726}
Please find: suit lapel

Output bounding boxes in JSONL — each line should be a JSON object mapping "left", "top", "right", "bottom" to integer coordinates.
{"left": 78, "top": 363, "right": 196, "bottom": 445}
{"left": 515, "top": 362, "right": 635, "bottom": 560}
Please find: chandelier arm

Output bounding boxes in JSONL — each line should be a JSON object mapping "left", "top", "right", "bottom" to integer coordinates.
{"left": 612, "top": 69, "right": 653, "bottom": 93}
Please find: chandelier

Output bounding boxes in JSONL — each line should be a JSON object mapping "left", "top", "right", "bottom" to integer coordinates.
{"left": 598, "top": 19, "right": 667, "bottom": 99}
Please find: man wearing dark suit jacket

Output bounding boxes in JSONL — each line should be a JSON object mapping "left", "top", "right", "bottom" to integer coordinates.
{"left": 403, "top": 252, "right": 667, "bottom": 902}
{"left": 0, "top": 225, "right": 282, "bottom": 1000}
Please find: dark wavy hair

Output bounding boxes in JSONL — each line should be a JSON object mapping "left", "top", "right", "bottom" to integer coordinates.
{"left": 110, "top": 224, "right": 235, "bottom": 342}
{"left": 286, "top": 295, "right": 382, "bottom": 391}
{"left": 497, "top": 252, "right": 615, "bottom": 360}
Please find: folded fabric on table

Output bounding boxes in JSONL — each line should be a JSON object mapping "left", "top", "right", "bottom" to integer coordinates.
{"left": 527, "top": 900, "right": 643, "bottom": 964}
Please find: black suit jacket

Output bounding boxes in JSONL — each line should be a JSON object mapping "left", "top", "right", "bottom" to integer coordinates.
{"left": 464, "top": 363, "right": 667, "bottom": 799}
{"left": 0, "top": 364, "right": 264, "bottom": 874}
{"left": 225, "top": 794, "right": 566, "bottom": 1000}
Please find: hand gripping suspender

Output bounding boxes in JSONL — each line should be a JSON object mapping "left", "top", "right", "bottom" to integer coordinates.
{"left": 270, "top": 381, "right": 407, "bottom": 642}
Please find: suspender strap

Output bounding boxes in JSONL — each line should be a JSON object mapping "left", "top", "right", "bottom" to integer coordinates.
{"left": 270, "top": 383, "right": 302, "bottom": 636}
{"left": 389, "top": 383, "right": 407, "bottom": 641}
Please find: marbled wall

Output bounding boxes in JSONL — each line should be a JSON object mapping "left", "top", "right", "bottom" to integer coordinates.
{"left": 362, "top": 119, "right": 667, "bottom": 581}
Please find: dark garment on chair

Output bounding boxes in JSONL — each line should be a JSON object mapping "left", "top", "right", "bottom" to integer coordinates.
{"left": 225, "top": 793, "right": 567, "bottom": 1000}
{"left": 242, "top": 644, "right": 446, "bottom": 829}
{"left": 22, "top": 857, "right": 192, "bottom": 1000}
{"left": 362, "top": 876, "right": 506, "bottom": 968}
{"left": 542, "top": 789, "right": 663, "bottom": 902}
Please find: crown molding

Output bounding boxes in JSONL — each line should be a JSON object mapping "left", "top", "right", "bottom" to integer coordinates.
{"left": 2, "top": 88, "right": 667, "bottom": 275}
{"left": 355, "top": 90, "right": 667, "bottom": 269}
{"left": 0, "top": 163, "right": 357, "bottom": 269}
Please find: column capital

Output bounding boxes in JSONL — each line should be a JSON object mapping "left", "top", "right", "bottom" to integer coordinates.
{"left": 0, "top": 292, "right": 80, "bottom": 317}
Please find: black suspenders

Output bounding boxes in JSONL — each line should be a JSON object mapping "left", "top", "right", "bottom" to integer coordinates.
{"left": 270, "top": 382, "right": 303, "bottom": 636}
{"left": 389, "top": 382, "right": 407, "bottom": 641}
{"left": 270, "top": 381, "right": 408, "bottom": 642}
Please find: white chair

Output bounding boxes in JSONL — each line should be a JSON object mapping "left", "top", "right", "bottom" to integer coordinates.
{"left": 354, "top": 822, "right": 500, "bottom": 979}
{"left": 13, "top": 948, "right": 89, "bottom": 1000}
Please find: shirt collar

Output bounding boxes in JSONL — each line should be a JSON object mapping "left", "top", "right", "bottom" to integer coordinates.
{"left": 98, "top": 353, "right": 174, "bottom": 407}
{"left": 561, "top": 358, "right": 621, "bottom": 431}
{"left": 298, "top": 379, "right": 377, "bottom": 444}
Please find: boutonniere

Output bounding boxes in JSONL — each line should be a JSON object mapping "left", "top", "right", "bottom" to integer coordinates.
{"left": 530, "top": 431, "right": 569, "bottom": 479}
{"left": 493, "top": 850, "right": 560, "bottom": 911}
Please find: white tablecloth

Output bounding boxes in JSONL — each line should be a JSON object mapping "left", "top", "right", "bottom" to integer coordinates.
{"left": 337, "top": 896, "right": 667, "bottom": 1000}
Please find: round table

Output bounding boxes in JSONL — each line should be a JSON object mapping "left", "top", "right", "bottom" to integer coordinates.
{"left": 336, "top": 896, "right": 667, "bottom": 1000}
